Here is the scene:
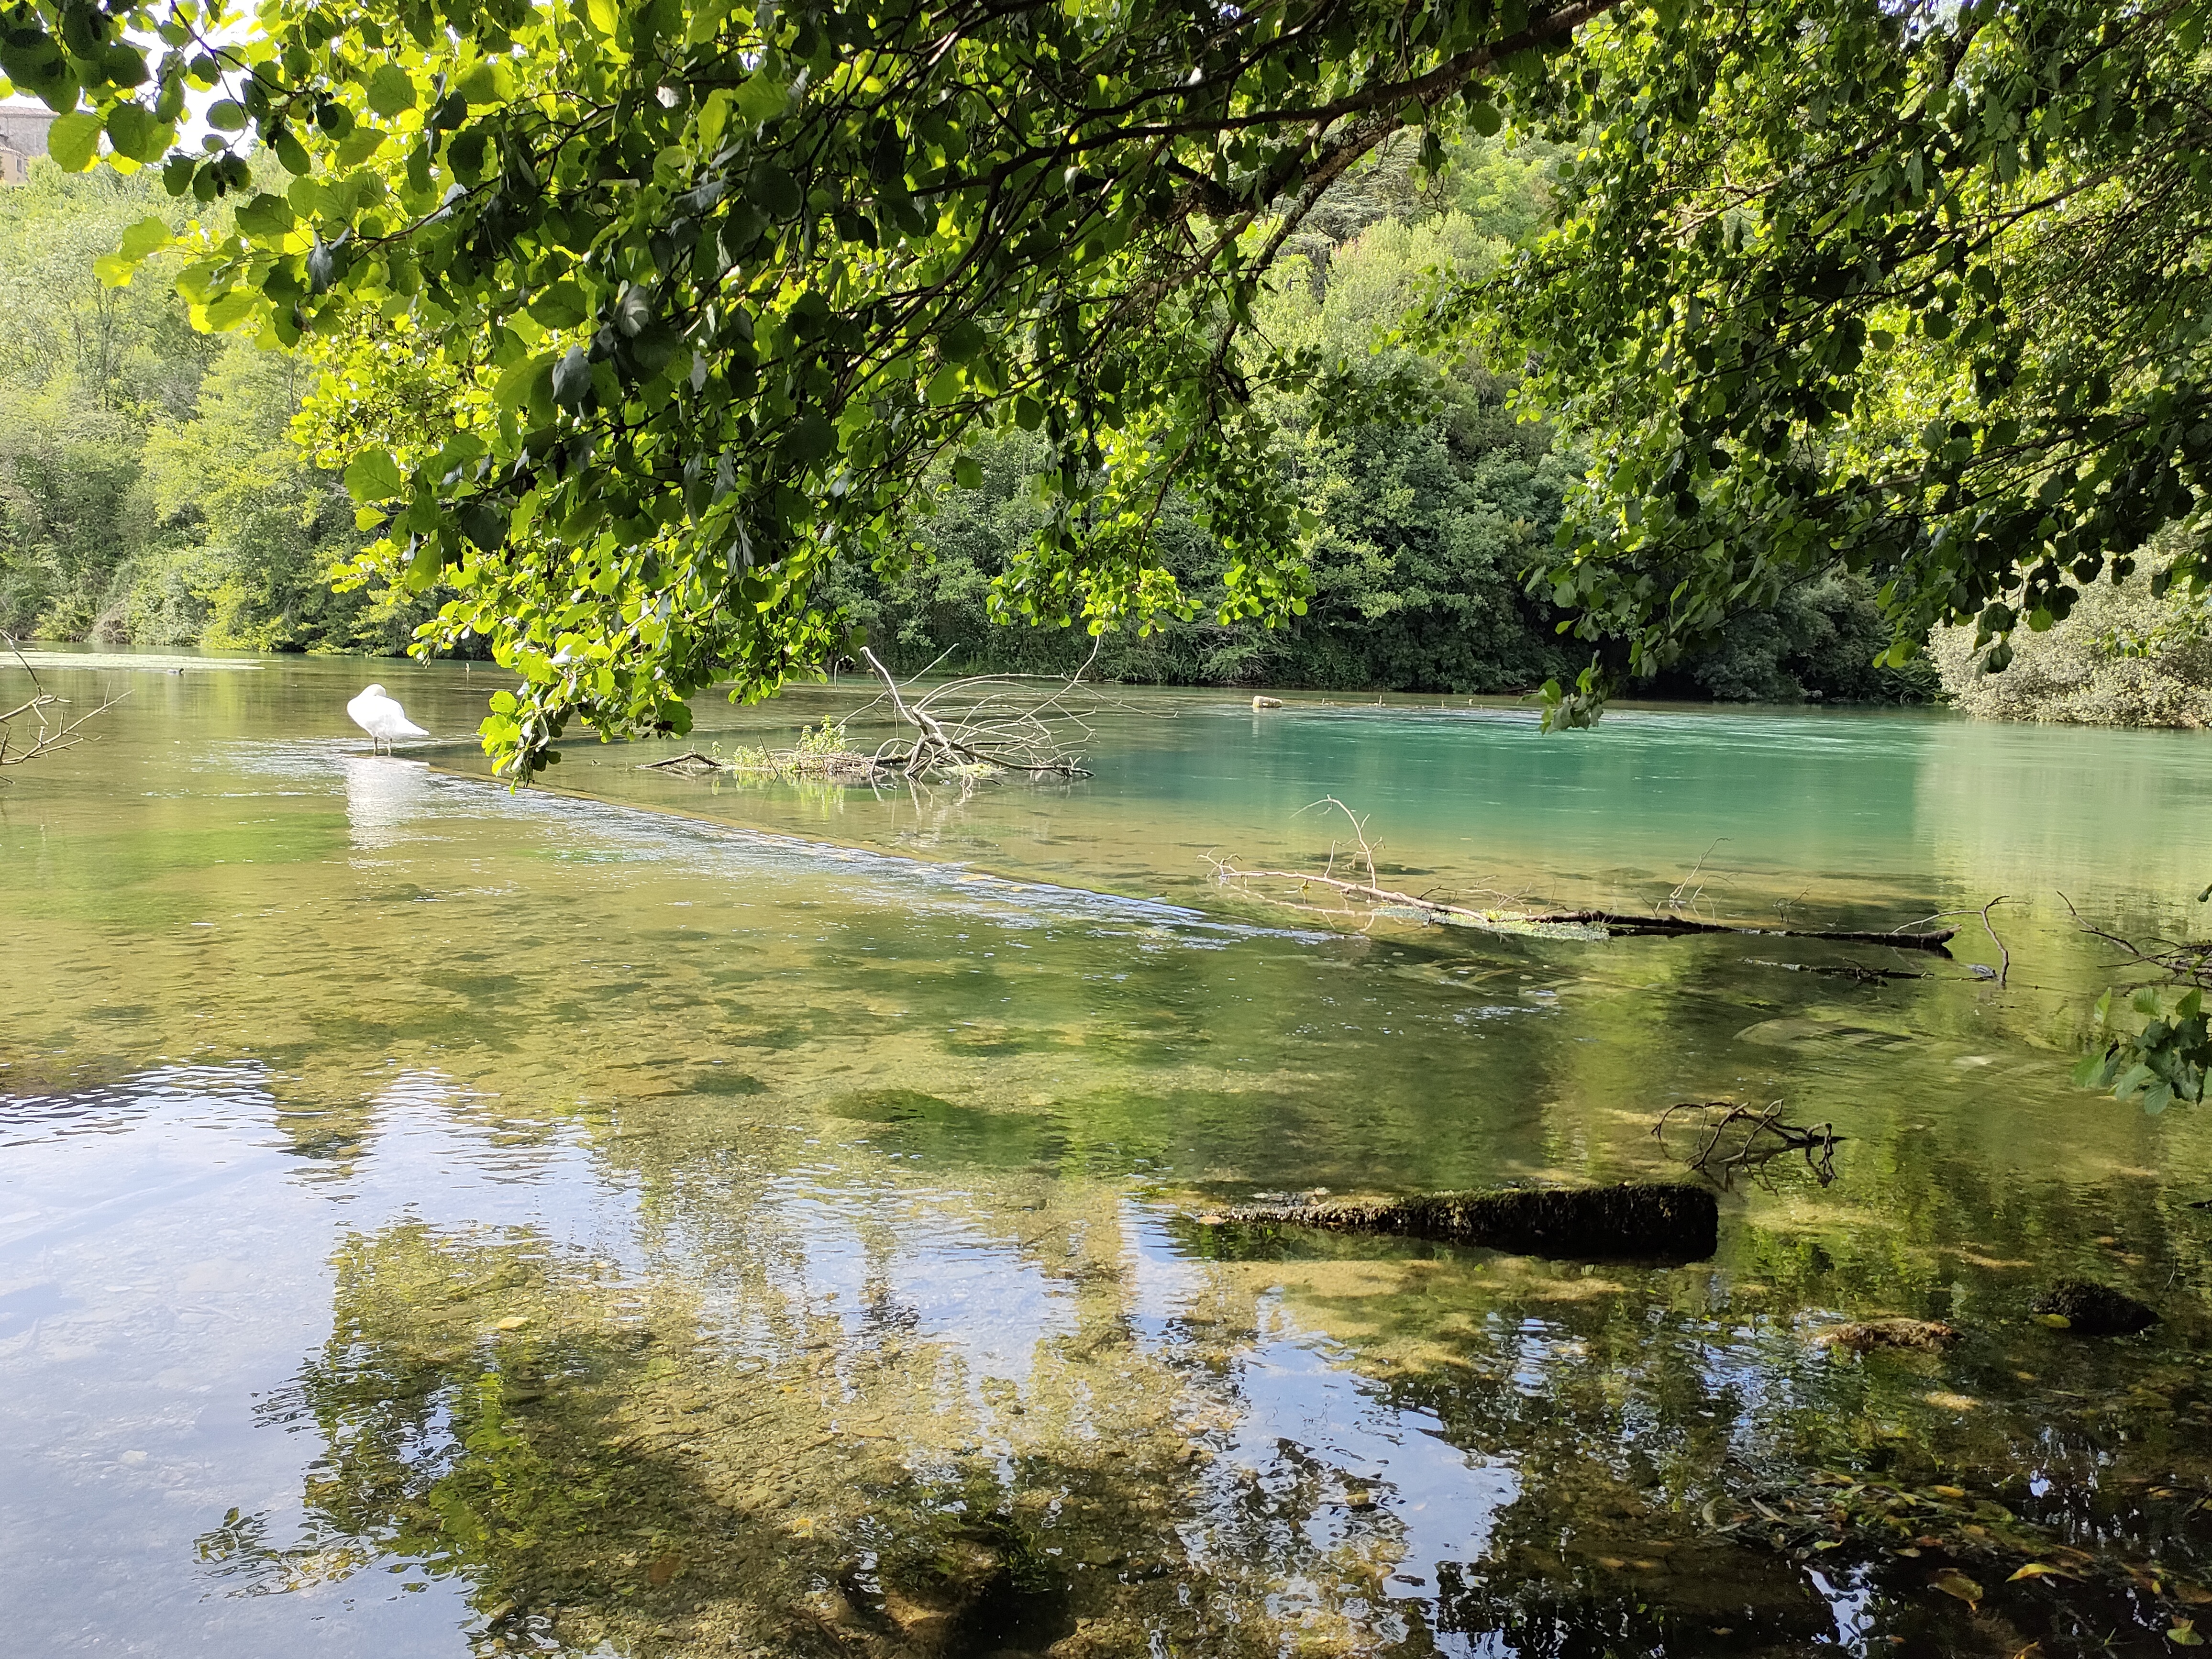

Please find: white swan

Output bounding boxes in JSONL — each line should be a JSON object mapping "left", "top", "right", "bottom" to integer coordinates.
{"left": 346, "top": 683, "right": 430, "bottom": 754}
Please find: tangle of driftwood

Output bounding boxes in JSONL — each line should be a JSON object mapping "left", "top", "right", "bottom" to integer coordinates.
{"left": 2059, "top": 892, "right": 2212, "bottom": 990}
{"left": 1654, "top": 1101, "right": 1842, "bottom": 1190}
{"left": 641, "top": 648, "right": 1109, "bottom": 785}
{"left": 854, "top": 645, "right": 1094, "bottom": 778}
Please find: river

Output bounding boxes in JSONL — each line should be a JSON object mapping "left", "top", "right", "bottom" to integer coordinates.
{"left": 3, "top": 649, "right": 2210, "bottom": 1657}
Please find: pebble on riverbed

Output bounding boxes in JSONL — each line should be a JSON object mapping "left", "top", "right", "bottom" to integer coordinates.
{"left": 2032, "top": 1279, "right": 2158, "bottom": 1335}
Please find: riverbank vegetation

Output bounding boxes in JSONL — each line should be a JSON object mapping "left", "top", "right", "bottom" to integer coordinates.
{"left": 0, "top": 168, "right": 438, "bottom": 653}
{"left": 1933, "top": 540, "right": 2212, "bottom": 729}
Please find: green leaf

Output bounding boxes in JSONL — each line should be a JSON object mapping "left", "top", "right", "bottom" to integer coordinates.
{"left": 494, "top": 353, "right": 554, "bottom": 410}
{"left": 102, "top": 42, "right": 147, "bottom": 88}
{"left": 201, "top": 288, "right": 260, "bottom": 331}
{"left": 118, "top": 214, "right": 173, "bottom": 259}
{"left": 47, "top": 110, "right": 101, "bottom": 172}
{"left": 104, "top": 101, "right": 156, "bottom": 162}
{"left": 342, "top": 449, "right": 406, "bottom": 503}
{"left": 454, "top": 62, "right": 501, "bottom": 105}
{"left": 234, "top": 193, "right": 295, "bottom": 238}
{"left": 365, "top": 63, "right": 415, "bottom": 117}
{"left": 336, "top": 125, "right": 387, "bottom": 166}
{"left": 405, "top": 532, "right": 444, "bottom": 591}
{"left": 1467, "top": 101, "right": 1504, "bottom": 138}
{"left": 940, "top": 318, "right": 986, "bottom": 362}
{"left": 784, "top": 409, "right": 835, "bottom": 464}
{"left": 749, "top": 162, "right": 800, "bottom": 219}
{"left": 527, "top": 280, "right": 589, "bottom": 329}
{"left": 551, "top": 345, "right": 593, "bottom": 408}
{"left": 735, "top": 73, "right": 788, "bottom": 123}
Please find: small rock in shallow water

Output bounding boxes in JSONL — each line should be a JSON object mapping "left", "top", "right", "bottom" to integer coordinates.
{"left": 2031, "top": 1279, "right": 2157, "bottom": 1335}
{"left": 1814, "top": 1318, "right": 1961, "bottom": 1353}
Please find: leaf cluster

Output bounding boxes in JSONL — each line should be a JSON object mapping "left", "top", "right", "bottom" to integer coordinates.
{"left": 1468, "top": 0, "right": 2212, "bottom": 722}
{"left": 2075, "top": 985, "right": 2212, "bottom": 1113}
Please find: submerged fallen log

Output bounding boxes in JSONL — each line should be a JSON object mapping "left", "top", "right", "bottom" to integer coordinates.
{"left": 1210, "top": 862, "right": 1959, "bottom": 951}
{"left": 1212, "top": 1182, "right": 1719, "bottom": 1262}
{"left": 1534, "top": 909, "right": 1958, "bottom": 951}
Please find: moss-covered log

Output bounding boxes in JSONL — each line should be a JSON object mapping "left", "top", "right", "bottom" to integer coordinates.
{"left": 1221, "top": 1182, "right": 1720, "bottom": 1262}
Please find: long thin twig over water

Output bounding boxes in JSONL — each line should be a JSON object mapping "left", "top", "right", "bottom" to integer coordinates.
{"left": 0, "top": 642, "right": 129, "bottom": 773}
{"left": 1888, "top": 897, "right": 2010, "bottom": 984}
{"left": 2059, "top": 892, "right": 2212, "bottom": 989}
{"left": 1654, "top": 1101, "right": 1842, "bottom": 1190}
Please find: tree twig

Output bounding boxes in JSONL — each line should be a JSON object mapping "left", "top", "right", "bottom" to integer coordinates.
{"left": 0, "top": 642, "right": 129, "bottom": 772}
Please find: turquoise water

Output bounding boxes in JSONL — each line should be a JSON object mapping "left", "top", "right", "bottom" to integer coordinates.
{"left": 4, "top": 649, "right": 2212, "bottom": 1657}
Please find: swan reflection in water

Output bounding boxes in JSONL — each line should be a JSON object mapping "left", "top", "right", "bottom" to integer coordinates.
{"left": 342, "top": 753, "right": 437, "bottom": 851}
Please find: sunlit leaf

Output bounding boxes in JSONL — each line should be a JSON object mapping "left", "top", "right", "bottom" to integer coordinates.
{"left": 46, "top": 110, "right": 100, "bottom": 171}
{"left": 1930, "top": 1569, "right": 1982, "bottom": 1607}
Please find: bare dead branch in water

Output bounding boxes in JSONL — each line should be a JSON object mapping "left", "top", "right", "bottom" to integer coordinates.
{"left": 855, "top": 644, "right": 1096, "bottom": 778}
{"left": 1888, "top": 897, "right": 2010, "bottom": 984}
{"left": 641, "top": 648, "right": 1111, "bottom": 787}
{"left": 2057, "top": 892, "right": 2212, "bottom": 989}
{"left": 0, "top": 642, "right": 129, "bottom": 774}
{"left": 1535, "top": 909, "right": 1959, "bottom": 948}
{"left": 1209, "top": 830, "right": 1961, "bottom": 949}
{"left": 1743, "top": 958, "right": 1926, "bottom": 984}
{"left": 1665, "top": 836, "right": 1733, "bottom": 915}
{"left": 639, "top": 748, "right": 884, "bottom": 781}
{"left": 1655, "top": 1101, "right": 1842, "bottom": 1191}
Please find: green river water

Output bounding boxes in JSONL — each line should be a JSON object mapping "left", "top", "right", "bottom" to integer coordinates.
{"left": 5, "top": 649, "right": 2212, "bottom": 1658}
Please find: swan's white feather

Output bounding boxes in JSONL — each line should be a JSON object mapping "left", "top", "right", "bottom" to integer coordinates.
{"left": 346, "top": 684, "right": 430, "bottom": 745}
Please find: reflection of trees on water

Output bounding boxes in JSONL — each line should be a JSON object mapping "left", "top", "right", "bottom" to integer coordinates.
{"left": 198, "top": 1134, "right": 2212, "bottom": 1657}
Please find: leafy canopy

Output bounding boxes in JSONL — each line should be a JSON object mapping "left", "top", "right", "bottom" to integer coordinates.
{"left": 1476, "top": 0, "right": 2212, "bottom": 726}
{"left": 33, "top": 0, "right": 1604, "bottom": 771}
{"left": 29, "top": 0, "right": 2208, "bottom": 754}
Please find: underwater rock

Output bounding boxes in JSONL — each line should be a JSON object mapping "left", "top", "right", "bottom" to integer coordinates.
{"left": 1218, "top": 1182, "right": 1720, "bottom": 1262}
{"left": 1251, "top": 695, "right": 1283, "bottom": 708}
{"left": 2032, "top": 1279, "right": 2158, "bottom": 1335}
{"left": 1814, "top": 1318, "right": 1962, "bottom": 1353}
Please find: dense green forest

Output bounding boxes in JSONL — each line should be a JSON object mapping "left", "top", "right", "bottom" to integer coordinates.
{"left": 0, "top": 140, "right": 1935, "bottom": 704}
{"left": 0, "top": 167, "right": 438, "bottom": 652}
{"left": 4, "top": 130, "right": 2205, "bottom": 719}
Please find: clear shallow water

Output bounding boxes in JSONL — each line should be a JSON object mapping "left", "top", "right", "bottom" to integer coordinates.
{"left": 5, "top": 650, "right": 2212, "bottom": 1657}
